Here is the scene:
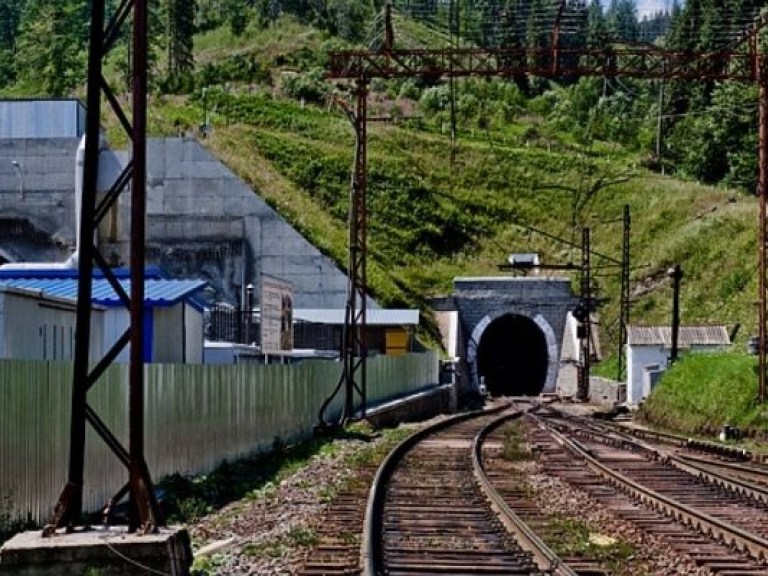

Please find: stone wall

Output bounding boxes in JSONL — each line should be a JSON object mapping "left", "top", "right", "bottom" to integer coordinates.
{"left": 451, "top": 276, "right": 579, "bottom": 394}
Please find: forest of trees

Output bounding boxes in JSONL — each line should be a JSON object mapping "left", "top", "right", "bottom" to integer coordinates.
{"left": 0, "top": 0, "right": 765, "bottom": 191}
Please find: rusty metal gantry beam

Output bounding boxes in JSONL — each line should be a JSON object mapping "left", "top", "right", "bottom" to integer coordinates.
{"left": 328, "top": 19, "right": 768, "bottom": 403}
{"left": 46, "top": 0, "right": 159, "bottom": 534}
{"left": 328, "top": 45, "right": 759, "bottom": 82}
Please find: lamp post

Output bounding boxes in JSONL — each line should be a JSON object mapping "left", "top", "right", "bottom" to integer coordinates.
{"left": 245, "top": 283, "right": 254, "bottom": 345}
{"left": 11, "top": 160, "right": 23, "bottom": 200}
{"left": 668, "top": 264, "right": 683, "bottom": 364}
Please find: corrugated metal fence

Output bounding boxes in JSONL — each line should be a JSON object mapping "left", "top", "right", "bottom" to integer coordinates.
{"left": 0, "top": 352, "right": 439, "bottom": 524}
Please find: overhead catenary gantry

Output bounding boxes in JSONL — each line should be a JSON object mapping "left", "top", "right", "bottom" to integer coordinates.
{"left": 46, "top": 0, "right": 159, "bottom": 534}
{"left": 327, "top": 3, "right": 768, "bottom": 409}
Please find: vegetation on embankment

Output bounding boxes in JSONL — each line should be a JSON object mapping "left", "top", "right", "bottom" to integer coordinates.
{"left": 3, "top": 3, "right": 766, "bottom": 409}
{"left": 637, "top": 351, "right": 768, "bottom": 438}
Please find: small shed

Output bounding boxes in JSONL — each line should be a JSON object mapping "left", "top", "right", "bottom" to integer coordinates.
{"left": 0, "top": 285, "right": 105, "bottom": 361}
{"left": 0, "top": 276, "right": 207, "bottom": 364}
{"left": 626, "top": 324, "right": 731, "bottom": 405}
{"left": 292, "top": 308, "right": 420, "bottom": 356}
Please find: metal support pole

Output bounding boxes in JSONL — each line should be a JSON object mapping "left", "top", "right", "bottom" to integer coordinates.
{"left": 342, "top": 79, "right": 368, "bottom": 422}
{"left": 127, "top": 0, "right": 159, "bottom": 533}
{"left": 759, "top": 79, "right": 767, "bottom": 402}
{"left": 618, "top": 205, "right": 630, "bottom": 381}
{"left": 668, "top": 264, "right": 682, "bottom": 365}
{"left": 47, "top": 0, "right": 159, "bottom": 535}
{"left": 47, "top": 0, "right": 107, "bottom": 532}
{"left": 577, "top": 227, "right": 591, "bottom": 401}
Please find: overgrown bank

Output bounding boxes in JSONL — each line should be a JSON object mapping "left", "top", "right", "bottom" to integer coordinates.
{"left": 638, "top": 351, "right": 768, "bottom": 438}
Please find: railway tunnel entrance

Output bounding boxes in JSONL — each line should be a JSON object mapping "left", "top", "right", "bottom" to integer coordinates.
{"left": 476, "top": 313, "right": 549, "bottom": 396}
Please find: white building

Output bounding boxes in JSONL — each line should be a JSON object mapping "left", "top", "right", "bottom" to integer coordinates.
{"left": 0, "top": 275, "right": 207, "bottom": 364}
{"left": 0, "top": 285, "right": 104, "bottom": 360}
{"left": 626, "top": 324, "right": 731, "bottom": 405}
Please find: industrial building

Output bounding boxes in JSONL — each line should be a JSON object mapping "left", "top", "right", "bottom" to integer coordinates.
{"left": 0, "top": 270, "right": 207, "bottom": 364}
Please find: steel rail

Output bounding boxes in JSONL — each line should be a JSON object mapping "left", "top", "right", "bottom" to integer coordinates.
{"left": 570, "top": 420, "right": 768, "bottom": 506}
{"left": 532, "top": 414, "right": 768, "bottom": 562}
{"left": 472, "top": 412, "right": 580, "bottom": 576}
{"left": 360, "top": 403, "right": 510, "bottom": 575}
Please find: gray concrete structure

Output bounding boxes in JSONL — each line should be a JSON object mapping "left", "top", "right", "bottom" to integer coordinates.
{"left": 0, "top": 138, "right": 80, "bottom": 263}
{"left": 441, "top": 276, "right": 579, "bottom": 397}
{"left": 0, "top": 137, "right": 357, "bottom": 309}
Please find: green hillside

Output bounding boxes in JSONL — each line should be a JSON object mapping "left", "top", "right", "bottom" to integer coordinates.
{"left": 116, "top": 10, "right": 759, "bottom": 369}
{"left": 1, "top": 2, "right": 764, "bottom": 411}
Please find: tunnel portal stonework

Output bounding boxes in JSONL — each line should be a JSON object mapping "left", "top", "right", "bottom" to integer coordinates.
{"left": 451, "top": 277, "right": 578, "bottom": 397}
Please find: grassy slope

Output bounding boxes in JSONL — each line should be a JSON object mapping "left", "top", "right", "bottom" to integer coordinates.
{"left": 637, "top": 352, "right": 768, "bottom": 437}
{"left": 137, "top": 15, "right": 763, "bottom": 426}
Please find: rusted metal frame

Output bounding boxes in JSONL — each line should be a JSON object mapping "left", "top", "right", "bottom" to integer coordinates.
{"left": 329, "top": 47, "right": 757, "bottom": 82}
{"left": 101, "top": 79, "right": 134, "bottom": 140}
{"left": 343, "top": 79, "right": 369, "bottom": 422}
{"left": 618, "top": 205, "right": 630, "bottom": 382}
{"left": 85, "top": 404, "right": 132, "bottom": 469}
{"left": 756, "top": 30, "right": 768, "bottom": 405}
{"left": 84, "top": 331, "right": 132, "bottom": 394}
{"left": 578, "top": 228, "right": 591, "bottom": 401}
{"left": 46, "top": 0, "right": 108, "bottom": 534}
{"left": 550, "top": 0, "right": 566, "bottom": 77}
{"left": 103, "top": 0, "right": 134, "bottom": 54}
{"left": 94, "top": 159, "right": 134, "bottom": 226}
{"left": 103, "top": 481, "right": 131, "bottom": 523}
{"left": 128, "top": 0, "right": 159, "bottom": 533}
{"left": 50, "top": 0, "right": 159, "bottom": 534}
{"left": 93, "top": 251, "right": 131, "bottom": 307}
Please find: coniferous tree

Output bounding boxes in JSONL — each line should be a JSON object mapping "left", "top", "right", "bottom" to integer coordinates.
{"left": 586, "top": 0, "right": 607, "bottom": 49}
{"left": 167, "top": 0, "right": 196, "bottom": 77}
{"left": 605, "top": 0, "right": 638, "bottom": 42}
{"left": 15, "top": 0, "right": 85, "bottom": 95}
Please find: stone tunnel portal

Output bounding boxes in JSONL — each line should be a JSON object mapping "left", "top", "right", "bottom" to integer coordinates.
{"left": 477, "top": 313, "right": 549, "bottom": 396}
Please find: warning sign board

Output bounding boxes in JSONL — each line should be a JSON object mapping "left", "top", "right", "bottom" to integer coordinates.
{"left": 260, "top": 276, "right": 294, "bottom": 353}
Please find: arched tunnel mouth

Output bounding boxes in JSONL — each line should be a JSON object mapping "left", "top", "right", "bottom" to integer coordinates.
{"left": 476, "top": 314, "right": 549, "bottom": 396}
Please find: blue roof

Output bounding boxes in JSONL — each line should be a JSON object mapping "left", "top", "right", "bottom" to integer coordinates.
{"left": 0, "top": 266, "right": 169, "bottom": 280}
{"left": 0, "top": 278, "right": 207, "bottom": 308}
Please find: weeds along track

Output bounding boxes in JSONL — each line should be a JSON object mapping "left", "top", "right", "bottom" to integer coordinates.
{"left": 364, "top": 400, "right": 580, "bottom": 576}
{"left": 531, "top": 410, "right": 768, "bottom": 574}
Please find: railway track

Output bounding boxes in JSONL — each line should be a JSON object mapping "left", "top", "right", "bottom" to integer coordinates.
{"left": 300, "top": 401, "right": 595, "bottom": 575}
{"left": 300, "top": 401, "right": 768, "bottom": 575}
{"left": 532, "top": 409, "right": 768, "bottom": 574}
{"left": 366, "top": 401, "right": 577, "bottom": 575}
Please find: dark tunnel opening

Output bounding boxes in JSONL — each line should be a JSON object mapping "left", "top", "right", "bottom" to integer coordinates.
{"left": 476, "top": 314, "right": 548, "bottom": 396}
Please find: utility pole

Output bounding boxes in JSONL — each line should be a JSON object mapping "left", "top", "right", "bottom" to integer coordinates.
{"left": 577, "top": 227, "right": 591, "bottom": 401}
{"left": 618, "top": 204, "right": 631, "bottom": 381}
{"left": 46, "top": 0, "right": 159, "bottom": 534}
{"left": 757, "top": 30, "right": 767, "bottom": 404}
{"left": 668, "top": 264, "right": 683, "bottom": 365}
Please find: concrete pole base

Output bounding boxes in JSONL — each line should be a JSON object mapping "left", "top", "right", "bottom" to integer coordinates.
{"left": 0, "top": 526, "right": 192, "bottom": 575}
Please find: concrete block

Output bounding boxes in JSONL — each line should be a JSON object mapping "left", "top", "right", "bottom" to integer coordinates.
{"left": 0, "top": 527, "right": 192, "bottom": 576}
